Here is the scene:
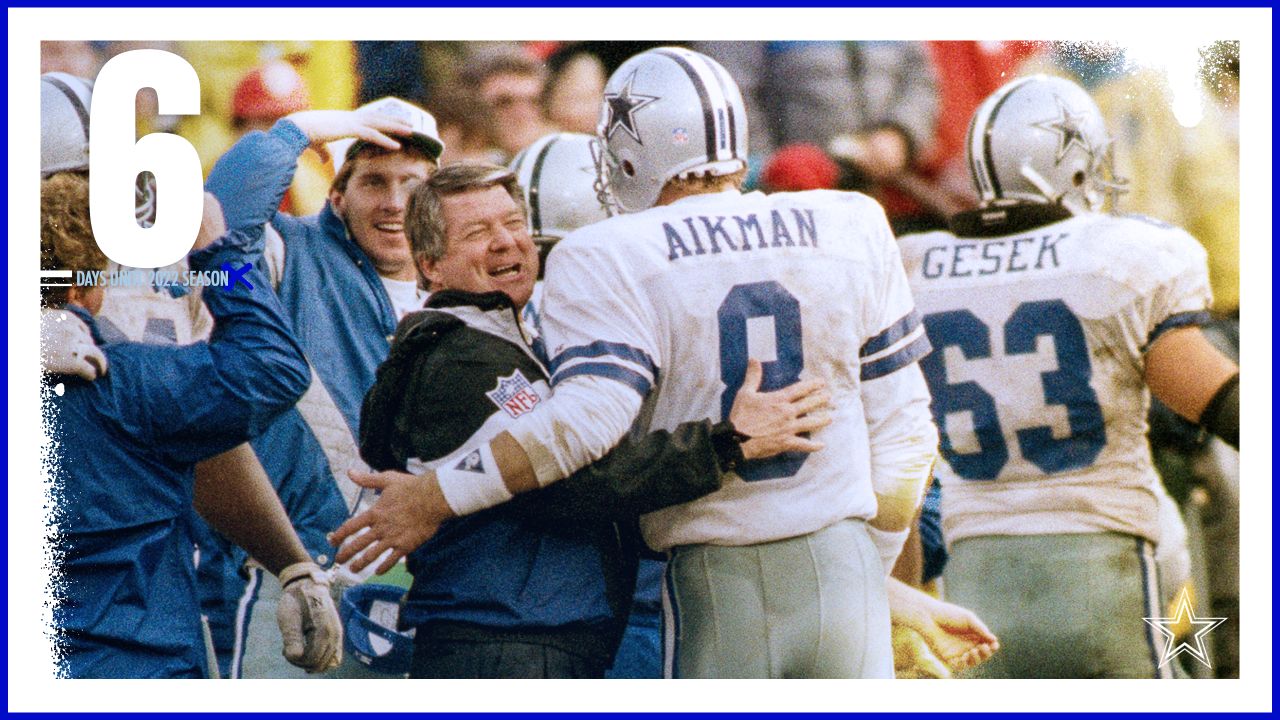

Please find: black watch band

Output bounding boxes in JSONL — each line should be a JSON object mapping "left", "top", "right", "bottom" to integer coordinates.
{"left": 710, "top": 420, "right": 748, "bottom": 471}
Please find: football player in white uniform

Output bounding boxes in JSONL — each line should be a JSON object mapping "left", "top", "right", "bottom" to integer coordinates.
{"left": 334, "top": 47, "right": 939, "bottom": 679}
{"left": 508, "top": 130, "right": 611, "bottom": 334}
{"left": 897, "top": 75, "right": 1240, "bottom": 678}
{"left": 511, "top": 128, "right": 998, "bottom": 679}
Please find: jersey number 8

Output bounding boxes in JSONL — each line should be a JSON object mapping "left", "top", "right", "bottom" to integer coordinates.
{"left": 717, "top": 281, "right": 808, "bottom": 482}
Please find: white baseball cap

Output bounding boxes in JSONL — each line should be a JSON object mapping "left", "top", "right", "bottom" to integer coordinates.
{"left": 329, "top": 96, "right": 445, "bottom": 173}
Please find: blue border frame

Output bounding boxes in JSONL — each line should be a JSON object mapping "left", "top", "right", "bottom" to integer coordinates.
{"left": 5, "top": 1, "right": 1277, "bottom": 6}
{"left": 12, "top": 3, "right": 1271, "bottom": 714}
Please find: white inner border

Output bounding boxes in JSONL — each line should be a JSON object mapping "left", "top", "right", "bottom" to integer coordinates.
{"left": 9, "top": 6, "right": 1272, "bottom": 712}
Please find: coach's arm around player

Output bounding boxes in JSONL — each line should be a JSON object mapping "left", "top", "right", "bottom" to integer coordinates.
{"left": 332, "top": 364, "right": 831, "bottom": 574}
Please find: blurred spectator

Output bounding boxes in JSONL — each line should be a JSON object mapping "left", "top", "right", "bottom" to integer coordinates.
{"left": 919, "top": 42, "right": 1043, "bottom": 207}
{"left": 429, "top": 84, "right": 504, "bottom": 165}
{"left": 459, "top": 47, "right": 555, "bottom": 160}
{"left": 692, "top": 42, "right": 937, "bottom": 177}
{"left": 872, "top": 41, "right": 1045, "bottom": 232}
{"left": 41, "top": 41, "right": 100, "bottom": 77}
{"left": 355, "top": 41, "right": 428, "bottom": 106}
{"left": 547, "top": 41, "right": 671, "bottom": 77}
{"left": 80, "top": 41, "right": 181, "bottom": 137}
{"left": 692, "top": 41, "right": 939, "bottom": 230}
{"left": 178, "top": 41, "right": 357, "bottom": 176}
{"left": 543, "top": 48, "right": 608, "bottom": 135}
{"left": 231, "top": 60, "right": 330, "bottom": 215}
{"left": 759, "top": 143, "right": 840, "bottom": 193}
{"left": 232, "top": 61, "right": 311, "bottom": 132}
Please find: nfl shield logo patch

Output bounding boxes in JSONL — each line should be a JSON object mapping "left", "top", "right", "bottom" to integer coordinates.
{"left": 486, "top": 370, "right": 542, "bottom": 418}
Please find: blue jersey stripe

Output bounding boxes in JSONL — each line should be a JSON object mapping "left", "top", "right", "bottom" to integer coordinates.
{"left": 1145, "top": 310, "right": 1211, "bottom": 350}
{"left": 529, "top": 336, "right": 551, "bottom": 369}
{"left": 552, "top": 362, "right": 652, "bottom": 397}
{"left": 548, "top": 340, "right": 657, "bottom": 377}
{"left": 860, "top": 309, "right": 922, "bottom": 358}
{"left": 229, "top": 566, "right": 264, "bottom": 679}
{"left": 860, "top": 332, "right": 931, "bottom": 382}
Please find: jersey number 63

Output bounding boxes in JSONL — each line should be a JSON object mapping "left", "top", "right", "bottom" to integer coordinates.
{"left": 921, "top": 299, "right": 1107, "bottom": 481}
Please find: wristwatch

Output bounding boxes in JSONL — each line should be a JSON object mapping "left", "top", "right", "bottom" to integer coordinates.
{"left": 710, "top": 420, "right": 750, "bottom": 471}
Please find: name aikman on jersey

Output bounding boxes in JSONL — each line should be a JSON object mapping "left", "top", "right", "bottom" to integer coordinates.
{"left": 662, "top": 209, "right": 819, "bottom": 261}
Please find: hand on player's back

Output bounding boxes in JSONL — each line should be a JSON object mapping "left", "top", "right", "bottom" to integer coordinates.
{"left": 330, "top": 468, "right": 452, "bottom": 575}
{"left": 731, "top": 358, "right": 833, "bottom": 460}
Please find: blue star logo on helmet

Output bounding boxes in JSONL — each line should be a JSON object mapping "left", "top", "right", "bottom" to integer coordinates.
{"left": 603, "top": 70, "right": 659, "bottom": 145}
{"left": 1033, "top": 96, "right": 1094, "bottom": 165}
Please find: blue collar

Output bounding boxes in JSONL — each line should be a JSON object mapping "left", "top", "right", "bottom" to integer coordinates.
{"left": 320, "top": 201, "right": 385, "bottom": 271}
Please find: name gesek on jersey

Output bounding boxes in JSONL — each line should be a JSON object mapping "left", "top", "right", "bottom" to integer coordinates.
{"left": 918, "top": 232, "right": 1065, "bottom": 279}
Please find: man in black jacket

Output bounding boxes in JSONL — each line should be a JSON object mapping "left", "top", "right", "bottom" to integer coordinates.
{"left": 358, "top": 163, "right": 831, "bottom": 678}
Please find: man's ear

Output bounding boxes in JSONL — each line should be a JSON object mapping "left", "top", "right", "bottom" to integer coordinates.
{"left": 418, "top": 255, "right": 439, "bottom": 290}
{"left": 329, "top": 189, "right": 345, "bottom": 219}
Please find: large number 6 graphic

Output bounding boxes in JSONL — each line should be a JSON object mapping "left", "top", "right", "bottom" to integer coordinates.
{"left": 921, "top": 299, "right": 1106, "bottom": 481}
{"left": 89, "top": 49, "right": 204, "bottom": 269}
{"left": 717, "top": 281, "right": 807, "bottom": 481}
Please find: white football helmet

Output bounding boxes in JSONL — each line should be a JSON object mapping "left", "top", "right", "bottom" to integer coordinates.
{"left": 510, "top": 132, "right": 611, "bottom": 245}
{"left": 966, "top": 74, "right": 1126, "bottom": 213}
{"left": 596, "top": 47, "right": 748, "bottom": 213}
{"left": 41, "top": 72, "right": 93, "bottom": 176}
{"left": 41, "top": 71, "right": 159, "bottom": 227}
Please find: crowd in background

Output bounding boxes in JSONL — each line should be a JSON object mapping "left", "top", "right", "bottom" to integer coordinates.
{"left": 39, "top": 38, "right": 1243, "bottom": 679}
{"left": 39, "top": 38, "right": 1241, "bottom": 317}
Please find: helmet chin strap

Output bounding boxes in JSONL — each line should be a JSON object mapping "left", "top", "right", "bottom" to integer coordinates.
{"left": 590, "top": 139, "right": 624, "bottom": 216}
{"left": 1021, "top": 164, "right": 1088, "bottom": 216}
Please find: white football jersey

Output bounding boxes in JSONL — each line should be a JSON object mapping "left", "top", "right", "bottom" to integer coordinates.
{"left": 898, "top": 212, "right": 1212, "bottom": 545}
{"left": 540, "top": 189, "right": 932, "bottom": 551}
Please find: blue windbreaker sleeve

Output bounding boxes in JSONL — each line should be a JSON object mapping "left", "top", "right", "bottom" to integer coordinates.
{"left": 204, "top": 118, "right": 310, "bottom": 236}
{"left": 103, "top": 230, "right": 311, "bottom": 464}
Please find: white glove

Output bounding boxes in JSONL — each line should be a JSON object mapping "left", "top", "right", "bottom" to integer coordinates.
{"left": 277, "top": 561, "right": 343, "bottom": 673}
{"left": 41, "top": 309, "right": 108, "bottom": 380}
